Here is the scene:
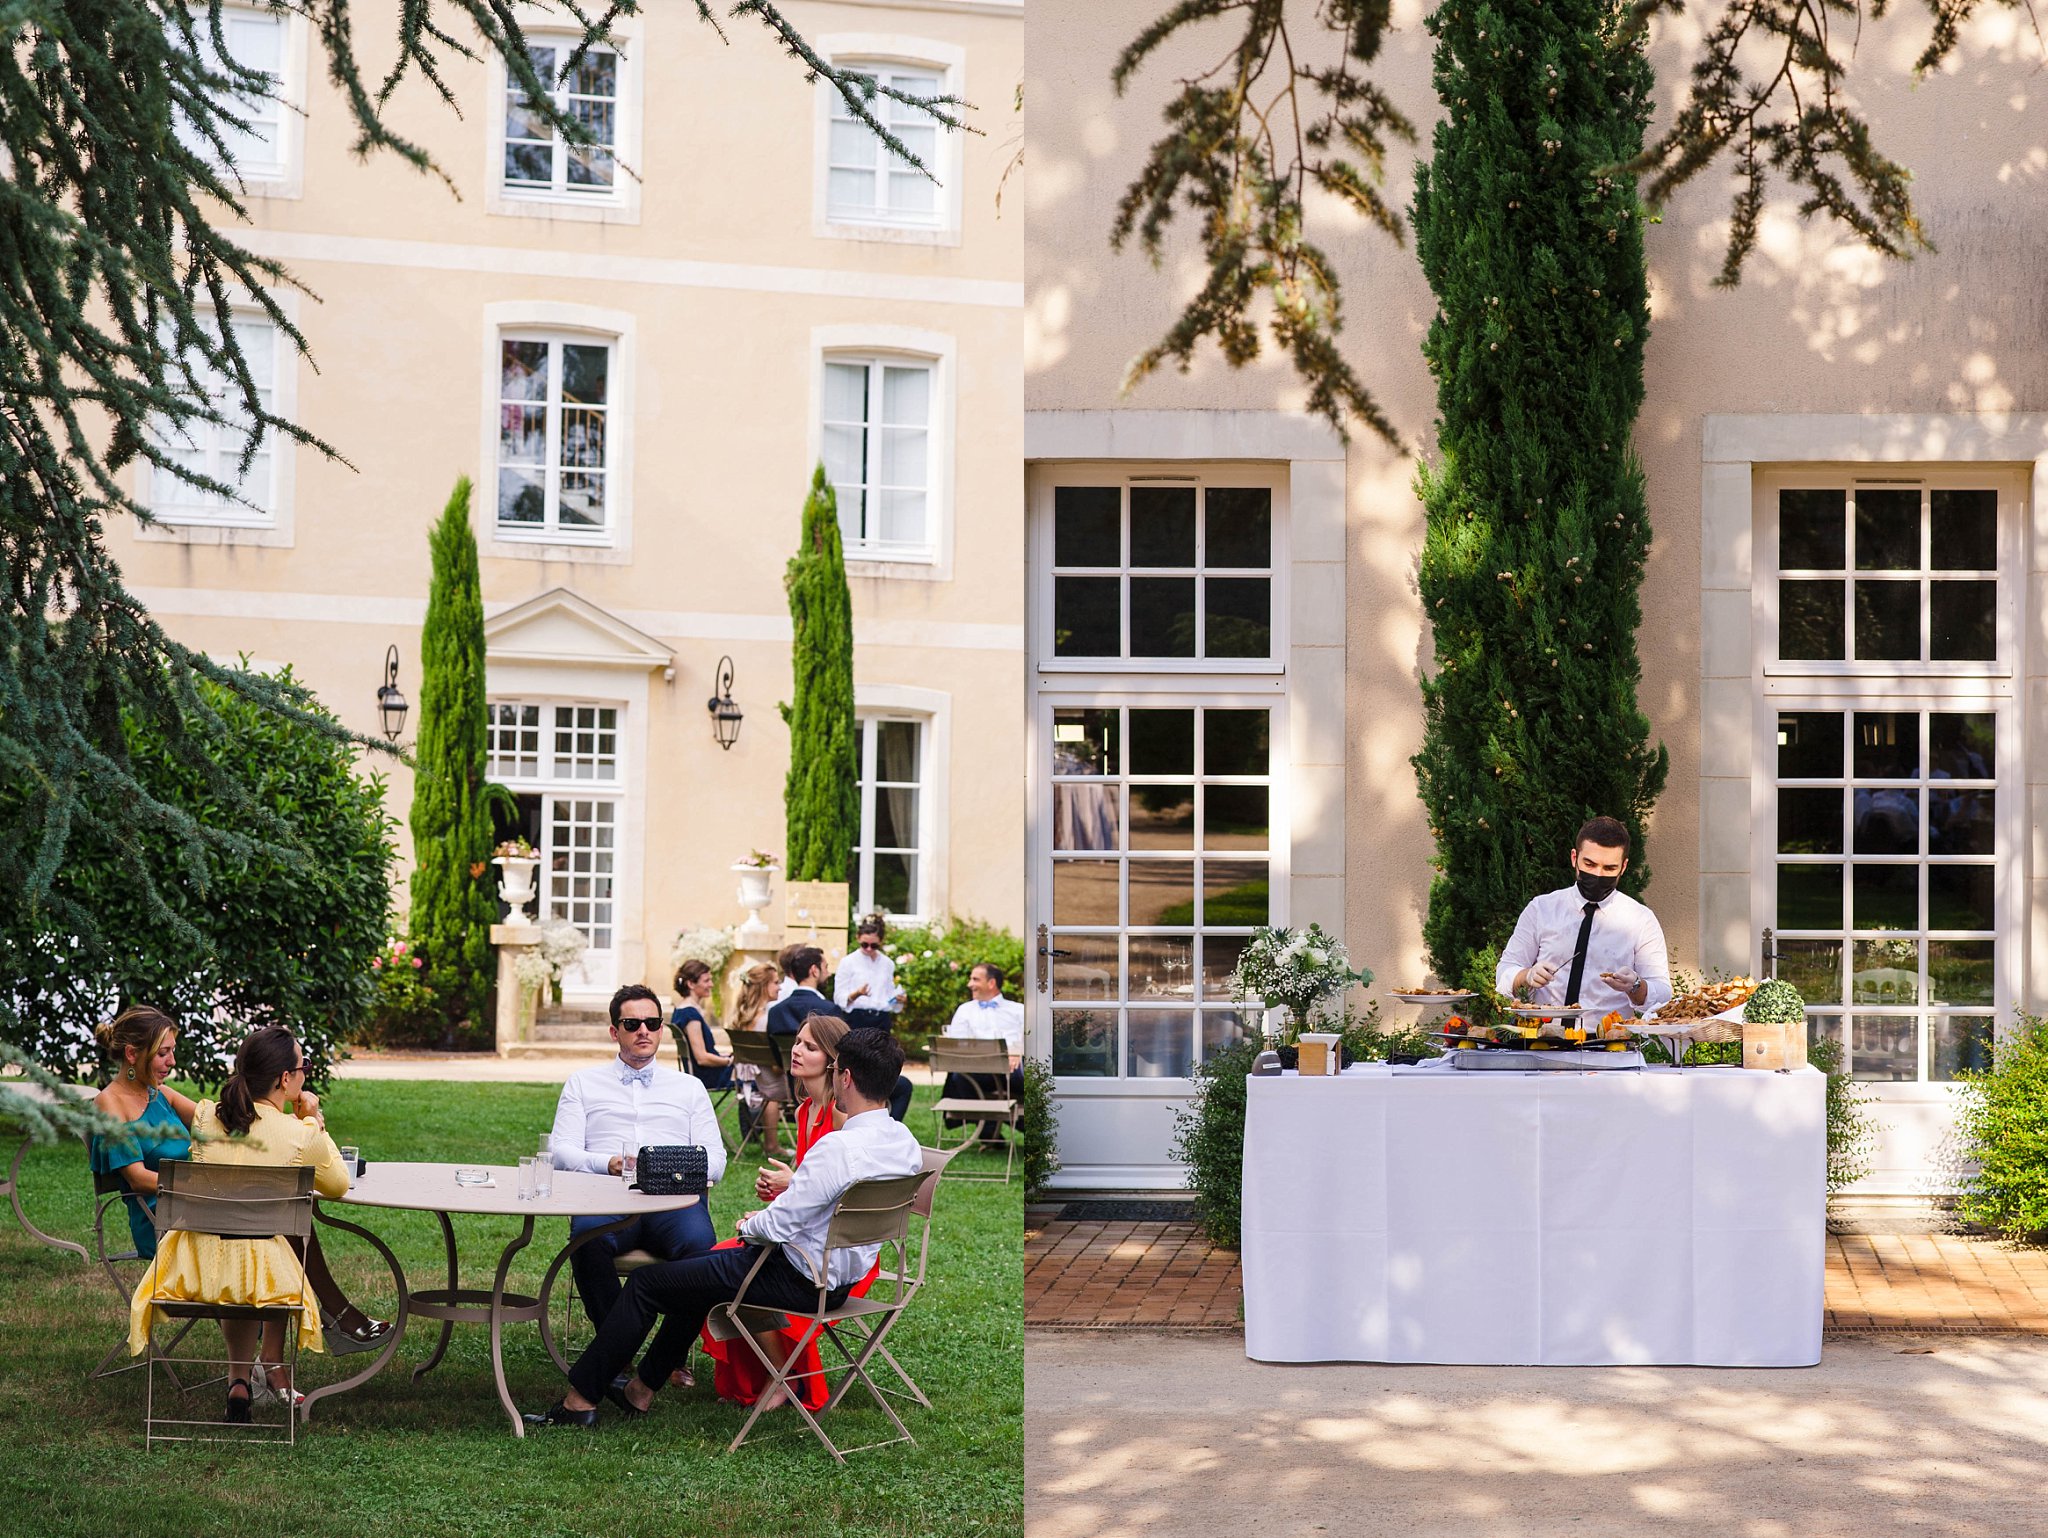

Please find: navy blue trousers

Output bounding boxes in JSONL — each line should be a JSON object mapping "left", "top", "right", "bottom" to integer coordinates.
{"left": 569, "top": 1200, "right": 717, "bottom": 1327}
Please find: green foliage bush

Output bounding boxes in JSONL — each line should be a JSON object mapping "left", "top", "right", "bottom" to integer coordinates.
{"left": 1954, "top": 1015, "right": 2048, "bottom": 1241}
{"left": 1019, "top": 1056, "right": 1061, "bottom": 1194}
{"left": 869, "top": 915, "right": 1025, "bottom": 1051}
{"left": 0, "top": 663, "right": 393, "bottom": 1087}
{"left": 352, "top": 935, "right": 442, "bottom": 1050}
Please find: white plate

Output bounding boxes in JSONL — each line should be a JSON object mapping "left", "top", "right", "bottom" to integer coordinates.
{"left": 1388, "top": 991, "right": 1475, "bottom": 1005}
{"left": 1505, "top": 1002, "right": 1597, "bottom": 1019}
{"left": 1642, "top": 1000, "right": 1747, "bottom": 1030}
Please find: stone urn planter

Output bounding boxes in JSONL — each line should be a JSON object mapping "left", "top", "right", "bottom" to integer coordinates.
{"left": 494, "top": 855, "right": 540, "bottom": 925}
{"left": 732, "top": 860, "right": 779, "bottom": 946}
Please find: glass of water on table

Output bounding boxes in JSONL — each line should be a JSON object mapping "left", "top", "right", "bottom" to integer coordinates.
{"left": 533, "top": 1141, "right": 553, "bottom": 1199}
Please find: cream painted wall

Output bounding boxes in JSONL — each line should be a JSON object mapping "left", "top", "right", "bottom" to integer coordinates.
{"left": 1025, "top": 0, "right": 2048, "bottom": 989}
{"left": 113, "top": 0, "right": 1024, "bottom": 992}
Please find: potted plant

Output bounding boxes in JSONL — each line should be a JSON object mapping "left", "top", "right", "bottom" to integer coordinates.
{"left": 731, "top": 849, "right": 780, "bottom": 942}
{"left": 1229, "top": 922, "right": 1374, "bottom": 1040}
{"left": 492, "top": 836, "right": 539, "bottom": 923}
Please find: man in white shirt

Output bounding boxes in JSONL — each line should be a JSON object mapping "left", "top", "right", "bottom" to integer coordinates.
{"left": 528, "top": 1030, "right": 923, "bottom": 1426}
{"left": 550, "top": 984, "right": 727, "bottom": 1329}
{"left": 833, "top": 916, "right": 906, "bottom": 1034}
{"left": 1495, "top": 816, "right": 1673, "bottom": 1016}
{"left": 942, "top": 962, "right": 1024, "bottom": 1140}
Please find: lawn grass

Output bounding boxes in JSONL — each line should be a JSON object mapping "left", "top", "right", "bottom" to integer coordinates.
{"left": 0, "top": 1079, "right": 1022, "bottom": 1538}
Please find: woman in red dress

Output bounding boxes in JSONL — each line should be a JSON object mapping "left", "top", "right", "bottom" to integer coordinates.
{"left": 693, "top": 1013, "right": 884, "bottom": 1409}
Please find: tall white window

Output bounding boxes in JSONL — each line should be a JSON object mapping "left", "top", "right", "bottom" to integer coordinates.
{"left": 497, "top": 333, "right": 612, "bottom": 541}
{"left": 149, "top": 314, "right": 279, "bottom": 526}
{"left": 176, "top": 8, "right": 288, "bottom": 180}
{"left": 822, "top": 355, "right": 934, "bottom": 560}
{"left": 826, "top": 65, "right": 943, "bottom": 227}
{"left": 853, "top": 716, "right": 925, "bottom": 919}
{"left": 489, "top": 701, "right": 622, "bottom": 966}
{"left": 503, "top": 41, "right": 619, "bottom": 197}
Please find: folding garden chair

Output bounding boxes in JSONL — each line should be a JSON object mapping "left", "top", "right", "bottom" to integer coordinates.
{"left": 672, "top": 1016, "right": 737, "bottom": 1153}
{"left": 927, "top": 1037, "right": 1020, "bottom": 1183}
{"left": 87, "top": 1169, "right": 196, "bottom": 1388}
{"left": 725, "top": 1031, "right": 789, "bottom": 1158}
{"left": 142, "top": 1161, "right": 315, "bottom": 1448}
{"left": 711, "top": 1168, "right": 934, "bottom": 1461}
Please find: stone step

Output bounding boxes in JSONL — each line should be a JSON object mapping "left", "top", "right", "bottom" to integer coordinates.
{"left": 532, "top": 1020, "right": 616, "bottom": 1043}
{"left": 501, "top": 1040, "right": 623, "bottom": 1059}
{"left": 534, "top": 1006, "right": 610, "bottom": 1028}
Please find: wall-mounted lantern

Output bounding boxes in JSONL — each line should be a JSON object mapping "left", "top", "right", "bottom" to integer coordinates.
{"left": 376, "top": 644, "right": 409, "bottom": 743}
{"left": 706, "top": 654, "right": 743, "bottom": 751}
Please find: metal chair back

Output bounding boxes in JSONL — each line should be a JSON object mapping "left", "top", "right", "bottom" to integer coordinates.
{"left": 727, "top": 1031, "right": 786, "bottom": 1073}
{"left": 822, "top": 1171, "right": 926, "bottom": 1251}
{"left": 928, "top": 1037, "right": 1012, "bottom": 1077}
{"left": 155, "top": 1161, "right": 315, "bottom": 1242}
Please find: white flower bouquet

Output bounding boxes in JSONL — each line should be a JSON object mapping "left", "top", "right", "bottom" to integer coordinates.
{"left": 670, "top": 925, "right": 736, "bottom": 976}
{"left": 1229, "top": 923, "right": 1373, "bottom": 1031}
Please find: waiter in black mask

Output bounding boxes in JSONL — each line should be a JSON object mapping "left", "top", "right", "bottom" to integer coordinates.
{"left": 1495, "top": 816, "right": 1672, "bottom": 1014}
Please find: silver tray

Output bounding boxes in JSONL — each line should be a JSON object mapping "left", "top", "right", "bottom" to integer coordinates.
{"left": 1388, "top": 990, "right": 1476, "bottom": 1006}
{"left": 1505, "top": 1002, "right": 1598, "bottom": 1019}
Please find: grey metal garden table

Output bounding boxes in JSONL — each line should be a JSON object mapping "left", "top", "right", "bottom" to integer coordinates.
{"left": 304, "top": 1160, "right": 699, "bottom": 1437}
{"left": 0, "top": 1078, "right": 93, "bottom": 1261}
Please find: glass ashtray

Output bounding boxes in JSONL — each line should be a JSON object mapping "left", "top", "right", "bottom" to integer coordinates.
{"left": 454, "top": 1167, "right": 495, "bottom": 1187}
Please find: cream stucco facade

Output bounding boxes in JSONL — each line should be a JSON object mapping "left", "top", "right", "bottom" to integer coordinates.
{"left": 116, "top": 0, "right": 1024, "bottom": 1004}
{"left": 1024, "top": 0, "right": 2048, "bottom": 1192}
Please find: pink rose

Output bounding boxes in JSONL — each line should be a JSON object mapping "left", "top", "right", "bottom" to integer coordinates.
{"left": 411, "top": 957, "right": 423, "bottom": 968}
{"left": 372, "top": 958, "right": 383, "bottom": 969}
{"left": 394, "top": 941, "right": 408, "bottom": 954}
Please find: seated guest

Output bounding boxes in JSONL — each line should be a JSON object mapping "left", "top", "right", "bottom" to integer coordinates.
{"left": 943, "top": 962, "right": 1025, "bottom": 1141}
{"left": 765, "top": 946, "right": 842, "bottom": 1040}
{"left": 772, "top": 943, "right": 806, "bottom": 1004}
{"left": 728, "top": 961, "right": 790, "bottom": 1159}
{"left": 525, "top": 1029, "right": 923, "bottom": 1426}
{"left": 832, "top": 916, "right": 906, "bottom": 1035}
{"left": 670, "top": 960, "right": 732, "bottom": 1090}
{"left": 128, "top": 1026, "right": 352, "bottom": 1424}
{"left": 90, "top": 1006, "right": 195, "bottom": 1262}
{"left": 550, "top": 984, "right": 726, "bottom": 1331}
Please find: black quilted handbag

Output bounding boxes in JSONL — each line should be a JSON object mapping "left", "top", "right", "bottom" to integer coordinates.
{"left": 633, "top": 1144, "right": 709, "bottom": 1196}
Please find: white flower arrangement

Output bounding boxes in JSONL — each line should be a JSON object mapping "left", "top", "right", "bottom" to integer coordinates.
{"left": 515, "top": 919, "right": 589, "bottom": 1000}
{"left": 670, "top": 925, "right": 736, "bottom": 976}
{"left": 1230, "top": 922, "right": 1374, "bottom": 1030}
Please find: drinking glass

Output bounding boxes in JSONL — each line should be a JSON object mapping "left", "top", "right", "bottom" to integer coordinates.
{"left": 533, "top": 1146, "right": 553, "bottom": 1199}
{"left": 338, "top": 1145, "right": 360, "bottom": 1178}
{"left": 517, "top": 1155, "right": 536, "bottom": 1201}
{"left": 620, "top": 1150, "right": 638, "bottom": 1185}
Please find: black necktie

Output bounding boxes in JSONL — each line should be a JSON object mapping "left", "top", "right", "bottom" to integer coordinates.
{"left": 1563, "top": 901, "right": 1598, "bottom": 1006}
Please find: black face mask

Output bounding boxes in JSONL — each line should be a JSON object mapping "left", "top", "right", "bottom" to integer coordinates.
{"left": 1575, "top": 869, "right": 1619, "bottom": 904}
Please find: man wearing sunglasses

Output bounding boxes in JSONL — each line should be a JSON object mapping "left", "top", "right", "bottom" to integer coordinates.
{"left": 549, "top": 984, "right": 726, "bottom": 1330}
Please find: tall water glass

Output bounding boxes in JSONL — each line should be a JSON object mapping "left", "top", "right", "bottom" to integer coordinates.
{"left": 517, "top": 1155, "right": 536, "bottom": 1201}
{"left": 533, "top": 1145, "right": 553, "bottom": 1199}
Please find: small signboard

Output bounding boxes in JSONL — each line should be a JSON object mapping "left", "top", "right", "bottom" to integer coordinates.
{"left": 785, "top": 881, "right": 851, "bottom": 935}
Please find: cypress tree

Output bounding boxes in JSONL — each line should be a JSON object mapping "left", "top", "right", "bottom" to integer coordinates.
{"left": 409, "top": 478, "right": 496, "bottom": 1026}
{"left": 781, "top": 465, "right": 858, "bottom": 882}
{"left": 1410, "top": 0, "right": 1669, "bottom": 996}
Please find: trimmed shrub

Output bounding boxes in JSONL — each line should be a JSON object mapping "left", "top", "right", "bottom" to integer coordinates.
{"left": 1019, "top": 1056, "right": 1061, "bottom": 1194}
{"left": 1954, "top": 1015, "right": 2048, "bottom": 1241}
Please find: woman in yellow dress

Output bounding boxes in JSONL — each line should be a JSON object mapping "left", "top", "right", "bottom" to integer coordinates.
{"left": 128, "top": 1026, "right": 350, "bottom": 1423}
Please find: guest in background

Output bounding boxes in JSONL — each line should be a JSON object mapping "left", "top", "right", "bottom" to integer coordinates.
{"left": 670, "top": 960, "right": 731, "bottom": 1089}
{"left": 766, "top": 947, "right": 843, "bottom": 1040}
{"left": 772, "top": 943, "right": 806, "bottom": 1003}
{"left": 726, "top": 962, "right": 788, "bottom": 1158}
{"left": 943, "top": 963, "right": 1025, "bottom": 1141}
{"left": 833, "top": 916, "right": 906, "bottom": 1035}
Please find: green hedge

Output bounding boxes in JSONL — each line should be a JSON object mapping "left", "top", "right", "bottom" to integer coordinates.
{"left": 1954, "top": 1015, "right": 2048, "bottom": 1241}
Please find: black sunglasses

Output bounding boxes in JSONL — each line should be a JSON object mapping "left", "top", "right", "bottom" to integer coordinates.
{"left": 617, "top": 1019, "right": 664, "bottom": 1034}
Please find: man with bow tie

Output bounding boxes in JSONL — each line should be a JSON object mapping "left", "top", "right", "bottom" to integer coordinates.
{"left": 550, "top": 985, "right": 726, "bottom": 1330}
{"left": 941, "top": 963, "right": 1024, "bottom": 1140}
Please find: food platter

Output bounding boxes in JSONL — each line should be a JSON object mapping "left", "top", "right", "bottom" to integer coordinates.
{"left": 1387, "top": 989, "right": 1476, "bottom": 1006}
{"left": 1505, "top": 1002, "right": 1597, "bottom": 1019}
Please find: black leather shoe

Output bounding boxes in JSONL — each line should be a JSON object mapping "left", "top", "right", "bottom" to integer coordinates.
{"left": 604, "top": 1383, "right": 650, "bottom": 1418}
{"left": 522, "top": 1398, "right": 598, "bottom": 1429}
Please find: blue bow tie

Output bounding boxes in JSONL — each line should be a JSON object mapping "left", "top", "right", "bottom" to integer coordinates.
{"left": 977, "top": 998, "right": 1001, "bottom": 1009}
{"left": 620, "top": 1066, "right": 654, "bottom": 1088}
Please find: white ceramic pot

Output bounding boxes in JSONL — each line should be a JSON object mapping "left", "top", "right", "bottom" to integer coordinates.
{"left": 732, "top": 861, "right": 779, "bottom": 945}
{"left": 494, "top": 855, "right": 539, "bottom": 924}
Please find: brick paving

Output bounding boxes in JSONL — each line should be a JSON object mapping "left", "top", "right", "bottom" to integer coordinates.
{"left": 1025, "top": 1218, "right": 2048, "bottom": 1334}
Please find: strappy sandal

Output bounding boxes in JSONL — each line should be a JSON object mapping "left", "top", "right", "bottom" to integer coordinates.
{"left": 321, "top": 1304, "right": 394, "bottom": 1355}
{"left": 225, "top": 1378, "right": 253, "bottom": 1425}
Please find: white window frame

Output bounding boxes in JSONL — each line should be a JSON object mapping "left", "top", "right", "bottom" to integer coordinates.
{"left": 853, "top": 712, "right": 930, "bottom": 924}
{"left": 479, "top": 301, "right": 636, "bottom": 563}
{"left": 812, "top": 36, "right": 964, "bottom": 246}
{"left": 484, "top": 11, "right": 643, "bottom": 225}
{"left": 177, "top": 5, "right": 308, "bottom": 198}
{"left": 135, "top": 290, "right": 299, "bottom": 549}
{"left": 810, "top": 324, "right": 956, "bottom": 579}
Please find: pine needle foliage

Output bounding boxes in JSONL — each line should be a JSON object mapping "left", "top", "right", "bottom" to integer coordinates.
{"left": 409, "top": 478, "right": 495, "bottom": 1030}
{"left": 1409, "top": 0, "right": 1669, "bottom": 990}
{"left": 0, "top": 2, "right": 966, "bottom": 1069}
{"left": 780, "top": 466, "right": 857, "bottom": 883}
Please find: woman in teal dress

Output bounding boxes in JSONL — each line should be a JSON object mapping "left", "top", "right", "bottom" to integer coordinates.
{"left": 89, "top": 1007, "right": 196, "bottom": 1260}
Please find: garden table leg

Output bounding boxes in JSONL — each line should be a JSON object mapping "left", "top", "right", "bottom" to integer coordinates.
{"left": 4, "top": 1131, "right": 87, "bottom": 1261}
{"left": 300, "top": 1204, "right": 412, "bottom": 1424}
{"left": 489, "top": 1216, "right": 537, "bottom": 1438}
{"left": 533, "top": 1213, "right": 637, "bottom": 1375}
{"left": 412, "top": 1209, "right": 460, "bottom": 1381}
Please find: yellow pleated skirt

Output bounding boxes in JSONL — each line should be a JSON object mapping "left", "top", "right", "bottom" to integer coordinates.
{"left": 128, "top": 1232, "right": 326, "bottom": 1356}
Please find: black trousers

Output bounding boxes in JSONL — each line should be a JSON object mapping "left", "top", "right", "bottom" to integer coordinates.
{"left": 844, "top": 1007, "right": 896, "bottom": 1035}
{"left": 943, "top": 1069, "right": 1024, "bottom": 1133}
{"left": 565, "top": 1243, "right": 849, "bottom": 1404}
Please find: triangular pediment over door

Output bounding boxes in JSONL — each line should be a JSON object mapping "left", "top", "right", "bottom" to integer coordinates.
{"left": 483, "top": 586, "right": 672, "bottom": 673}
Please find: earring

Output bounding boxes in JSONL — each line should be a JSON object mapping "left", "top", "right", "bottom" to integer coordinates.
{"left": 124, "top": 1066, "right": 136, "bottom": 1082}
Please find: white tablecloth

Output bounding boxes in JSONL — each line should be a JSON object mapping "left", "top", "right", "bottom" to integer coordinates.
{"left": 1242, "top": 1065, "right": 1825, "bottom": 1366}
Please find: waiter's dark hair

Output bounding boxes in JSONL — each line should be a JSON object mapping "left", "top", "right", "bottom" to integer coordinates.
{"left": 1574, "top": 816, "right": 1632, "bottom": 855}
{"left": 836, "top": 1028, "right": 904, "bottom": 1102}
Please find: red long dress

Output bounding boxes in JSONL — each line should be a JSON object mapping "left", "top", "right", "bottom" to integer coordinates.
{"left": 698, "top": 1097, "right": 883, "bottom": 1409}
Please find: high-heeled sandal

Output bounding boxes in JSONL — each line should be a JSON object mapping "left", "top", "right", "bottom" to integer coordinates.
{"left": 225, "top": 1378, "right": 253, "bottom": 1425}
{"left": 321, "top": 1304, "right": 393, "bottom": 1355}
{"left": 253, "top": 1370, "right": 305, "bottom": 1410}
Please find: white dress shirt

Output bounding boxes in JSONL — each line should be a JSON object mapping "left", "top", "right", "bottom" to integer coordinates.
{"left": 946, "top": 996, "right": 1024, "bottom": 1055}
{"left": 1495, "top": 886, "right": 1673, "bottom": 1014}
{"left": 832, "top": 948, "right": 905, "bottom": 1013}
{"left": 548, "top": 1057, "right": 728, "bottom": 1187}
{"left": 737, "top": 1107, "right": 922, "bottom": 1289}
{"left": 774, "top": 976, "right": 798, "bottom": 1002}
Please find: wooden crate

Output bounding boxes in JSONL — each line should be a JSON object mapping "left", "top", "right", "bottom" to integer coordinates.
{"left": 1741, "top": 1017, "right": 1808, "bottom": 1071}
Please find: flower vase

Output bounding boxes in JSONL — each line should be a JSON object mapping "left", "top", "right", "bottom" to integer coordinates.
{"left": 732, "top": 861, "right": 779, "bottom": 947}
{"left": 494, "top": 855, "right": 539, "bottom": 926}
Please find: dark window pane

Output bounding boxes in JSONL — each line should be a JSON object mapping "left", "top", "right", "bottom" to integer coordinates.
{"left": 1129, "top": 786, "right": 1194, "bottom": 850}
{"left": 1051, "top": 708, "right": 1118, "bottom": 776}
{"left": 1130, "top": 710, "right": 1195, "bottom": 774}
{"left": 1205, "top": 578, "right": 1271, "bottom": 658}
{"left": 1851, "top": 1014, "right": 1918, "bottom": 1081}
{"left": 1930, "top": 489, "right": 1996, "bottom": 570}
{"left": 1128, "top": 861, "right": 1197, "bottom": 926}
{"left": 1930, "top": 713, "right": 1994, "bottom": 779}
{"left": 1854, "top": 580, "right": 1919, "bottom": 661}
{"left": 1852, "top": 864, "right": 1918, "bottom": 930}
{"left": 1205, "top": 487, "right": 1272, "bottom": 567}
{"left": 1201, "top": 935, "right": 1251, "bottom": 999}
{"left": 1930, "top": 1016, "right": 1994, "bottom": 1081}
{"left": 562, "top": 344, "right": 609, "bottom": 404}
{"left": 1127, "top": 1009, "right": 1194, "bottom": 1078}
{"left": 1052, "top": 785, "right": 1120, "bottom": 852}
{"left": 1778, "top": 712, "right": 1843, "bottom": 779}
{"left": 1851, "top": 938, "right": 1919, "bottom": 1005}
{"left": 1852, "top": 788, "right": 1919, "bottom": 855}
{"left": 1205, "top": 710, "right": 1270, "bottom": 776}
{"left": 1854, "top": 488, "right": 1920, "bottom": 570}
{"left": 1780, "top": 581, "right": 1844, "bottom": 660}
{"left": 1202, "top": 860, "right": 1269, "bottom": 926}
{"left": 1054, "top": 486, "right": 1120, "bottom": 566}
{"left": 1130, "top": 486, "right": 1196, "bottom": 566}
{"left": 1127, "top": 936, "right": 1195, "bottom": 1005}
{"left": 1130, "top": 577, "right": 1196, "bottom": 657}
{"left": 1054, "top": 576, "right": 1119, "bottom": 657}
{"left": 1930, "top": 580, "right": 1995, "bottom": 661}
{"left": 871, "top": 851, "right": 913, "bottom": 913}
{"left": 1051, "top": 859, "right": 1119, "bottom": 926}
{"left": 1778, "top": 864, "right": 1842, "bottom": 929}
{"left": 1854, "top": 713, "right": 1919, "bottom": 779}
{"left": 1928, "top": 941, "right": 1994, "bottom": 1007}
{"left": 1929, "top": 789, "right": 1993, "bottom": 856}
{"left": 1204, "top": 785, "right": 1269, "bottom": 848}
{"left": 1780, "top": 488, "right": 1846, "bottom": 569}
{"left": 1776, "top": 939, "right": 1842, "bottom": 1007}
{"left": 1051, "top": 1009, "right": 1116, "bottom": 1077}
{"left": 1778, "top": 788, "right": 1843, "bottom": 854}
{"left": 872, "top": 787, "right": 917, "bottom": 849}
{"left": 1928, "top": 865, "right": 1994, "bottom": 931}
{"left": 1201, "top": 1010, "right": 1257, "bottom": 1061}
{"left": 1807, "top": 1012, "right": 1845, "bottom": 1054}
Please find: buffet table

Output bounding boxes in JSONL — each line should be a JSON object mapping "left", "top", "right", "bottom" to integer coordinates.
{"left": 1241, "top": 1064, "right": 1824, "bottom": 1367}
